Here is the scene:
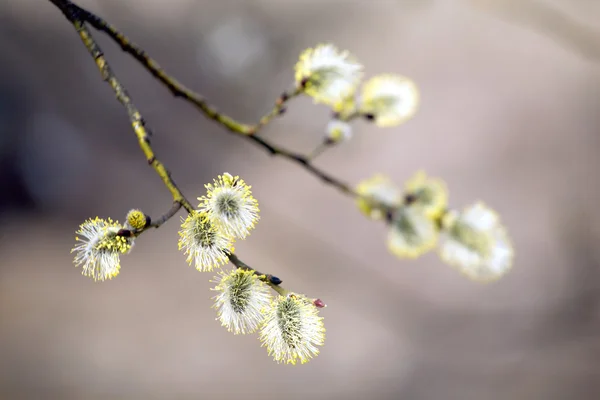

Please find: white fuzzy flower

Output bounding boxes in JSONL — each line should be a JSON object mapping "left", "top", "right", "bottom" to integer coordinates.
{"left": 387, "top": 206, "right": 438, "bottom": 259}
{"left": 212, "top": 269, "right": 272, "bottom": 335}
{"left": 260, "top": 294, "right": 326, "bottom": 365}
{"left": 199, "top": 173, "right": 259, "bottom": 240}
{"left": 359, "top": 74, "right": 419, "bottom": 127}
{"left": 439, "top": 202, "right": 514, "bottom": 282}
{"left": 295, "top": 44, "right": 363, "bottom": 107}
{"left": 178, "top": 211, "right": 234, "bottom": 272}
{"left": 71, "top": 217, "right": 133, "bottom": 282}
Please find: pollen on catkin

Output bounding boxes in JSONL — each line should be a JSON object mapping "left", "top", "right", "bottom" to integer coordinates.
{"left": 355, "top": 174, "right": 402, "bottom": 220}
{"left": 125, "top": 209, "right": 148, "bottom": 231}
{"left": 71, "top": 217, "right": 134, "bottom": 282}
{"left": 178, "top": 211, "right": 234, "bottom": 272}
{"left": 439, "top": 202, "right": 514, "bottom": 282}
{"left": 198, "top": 173, "right": 260, "bottom": 240}
{"left": 259, "top": 293, "right": 326, "bottom": 365}
{"left": 294, "top": 43, "right": 363, "bottom": 108}
{"left": 387, "top": 206, "right": 438, "bottom": 259}
{"left": 404, "top": 170, "right": 448, "bottom": 219}
{"left": 211, "top": 268, "right": 272, "bottom": 335}
{"left": 359, "top": 74, "right": 419, "bottom": 127}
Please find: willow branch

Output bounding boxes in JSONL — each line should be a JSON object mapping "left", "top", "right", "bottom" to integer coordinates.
{"left": 150, "top": 201, "right": 183, "bottom": 229}
{"left": 227, "top": 253, "right": 287, "bottom": 296}
{"left": 74, "top": 3, "right": 287, "bottom": 136}
{"left": 47, "top": 0, "right": 306, "bottom": 299}
{"left": 49, "top": 1, "right": 192, "bottom": 215}
{"left": 76, "top": 7, "right": 254, "bottom": 135}
{"left": 51, "top": 0, "right": 359, "bottom": 199}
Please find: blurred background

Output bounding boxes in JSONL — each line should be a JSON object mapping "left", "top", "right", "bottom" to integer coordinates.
{"left": 1, "top": 0, "right": 600, "bottom": 398}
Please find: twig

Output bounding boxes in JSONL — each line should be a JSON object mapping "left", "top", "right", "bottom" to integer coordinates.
{"left": 52, "top": 0, "right": 360, "bottom": 199}
{"left": 308, "top": 140, "right": 333, "bottom": 161}
{"left": 50, "top": 2, "right": 193, "bottom": 214}
{"left": 75, "top": 5, "right": 255, "bottom": 135}
{"left": 228, "top": 253, "right": 287, "bottom": 296}
{"left": 150, "top": 201, "right": 183, "bottom": 229}
{"left": 246, "top": 88, "right": 301, "bottom": 135}
{"left": 47, "top": 0, "right": 303, "bottom": 299}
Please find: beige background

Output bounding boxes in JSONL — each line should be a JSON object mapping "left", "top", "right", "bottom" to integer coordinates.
{"left": 1, "top": 0, "right": 600, "bottom": 399}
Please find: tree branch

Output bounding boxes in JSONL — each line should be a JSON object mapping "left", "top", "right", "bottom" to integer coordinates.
{"left": 150, "top": 201, "right": 183, "bottom": 229}
{"left": 227, "top": 253, "right": 287, "bottom": 296}
{"left": 58, "top": 12, "right": 193, "bottom": 214}
{"left": 47, "top": 0, "right": 307, "bottom": 299}
{"left": 50, "top": 0, "right": 360, "bottom": 200}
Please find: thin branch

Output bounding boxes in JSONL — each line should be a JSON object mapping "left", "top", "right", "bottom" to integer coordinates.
{"left": 55, "top": 0, "right": 360, "bottom": 199}
{"left": 50, "top": 1, "right": 193, "bottom": 214}
{"left": 47, "top": 0, "right": 311, "bottom": 300}
{"left": 246, "top": 88, "right": 301, "bottom": 135}
{"left": 228, "top": 253, "right": 287, "bottom": 297}
{"left": 74, "top": 2, "right": 292, "bottom": 137}
{"left": 240, "top": 133, "right": 359, "bottom": 198}
{"left": 308, "top": 140, "right": 332, "bottom": 161}
{"left": 76, "top": 6, "right": 255, "bottom": 135}
{"left": 150, "top": 201, "right": 183, "bottom": 229}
